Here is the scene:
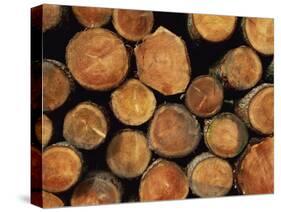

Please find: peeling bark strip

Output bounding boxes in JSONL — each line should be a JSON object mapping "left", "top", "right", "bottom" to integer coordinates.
{"left": 185, "top": 75, "right": 224, "bottom": 118}
{"left": 139, "top": 159, "right": 189, "bottom": 201}
{"left": 72, "top": 6, "right": 112, "bottom": 28}
{"left": 187, "top": 14, "right": 237, "bottom": 42}
{"left": 242, "top": 17, "right": 274, "bottom": 55}
{"left": 31, "top": 191, "right": 64, "bottom": 208}
{"left": 35, "top": 114, "right": 53, "bottom": 147}
{"left": 148, "top": 104, "right": 201, "bottom": 158}
{"left": 204, "top": 113, "right": 248, "bottom": 158}
{"left": 111, "top": 79, "right": 156, "bottom": 126}
{"left": 113, "top": 9, "right": 154, "bottom": 41}
{"left": 106, "top": 129, "right": 151, "bottom": 178}
{"left": 66, "top": 28, "right": 129, "bottom": 91}
{"left": 187, "top": 152, "right": 233, "bottom": 197}
{"left": 235, "top": 83, "right": 274, "bottom": 135}
{"left": 63, "top": 102, "right": 108, "bottom": 150}
{"left": 265, "top": 60, "right": 274, "bottom": 83}
{"left": 31, "top": 146, "right": 42, "bottom": 190}
{"left": 43, "top": 59, "right": 73, "bottom": 111}
{"left": 135, "top": 26, "right": 191, "bottom": 96}
{"left": 42, "top": 142, "right": 83, "bottom": 193}
{"left": 71, "top": 171, "right": 122, "bottom": 206}
{"left": 236, "top": 137, "right": 274, "bottom": 194}
{"left": 209, "top": 45, "right": 262, "bottom": 90}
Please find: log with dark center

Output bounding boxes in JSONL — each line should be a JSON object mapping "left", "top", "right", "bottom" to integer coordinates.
{"left": 139, "top": 159, "right": 189, "bottom": 201}
{"left": 242, "top": 17, "right": 274, "bottom": 55}
{"left": 187, "top": 152, "right": 233, "bottom": 197}
{"left": 35, "top": 114, "right": 53, "bottom": 146}
{"left": 204, "top": 113, "right": 248, "bottom": 158}
{"left": 71, "top": 172, "right": 122, "bottom": 206}
{"left": 42, "top": 142, "right": 83, "bottom": 193}
{"left": 72, "top": 6, "right": 112, "bottom": 28}
{"left": 235, "top": 84, "right": 274, "bottom": 135}
{"left": 113, "top": 9, "right": 154, "bottom": 41}
{"left": 237, "top": 137, "right": 274, "bottom": 194}
{"left": 135, "top": 26, "right": 191, "bottom": 96}
{"left": 106, "top": 129, "right": 151, "bottom": 178}
{"left": 111, "top": 79, "right": 156, "bottom": 126}
{"left": 210, "top": 45, "right": 262, "bottom": 90}
{"left": 43, "top": 59, "right": 72, "bottom": 111}
{"left": 188, "top": 14, "right": 237, "bottom": 42}
{"left": 185, "top": 75, "right": 224, "bottom": 118}
{"left": 31, "top": 191, "right": 64, "bottom": 208}
{"left": 66, "top": 28, "right": 129, "bottom": 91}
{"left": 63, "top": 102, "right": 108, "bottom": 150}
{"left": 148, "top": 104, "right": 201, "bottom": 158}
{"left": 31, "top": 146, "right": 42, "bottom": 190}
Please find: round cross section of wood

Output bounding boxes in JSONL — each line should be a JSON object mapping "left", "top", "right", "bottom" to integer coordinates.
{"left": 106, "top": 129, "right": 151, "bottom": 178}
{"left": 66, "top": 28, "right": 129, "bottom": 91}
{"left": 204, "top": 113, "right": 248, "bottom": 158}
{"left": 31, "top": 146, "right": 42, "bottom": 190}
{"left": 71, "top": 172, "right": 122, "bottom": 206}
{"left": 31, "top": 191, "right": 64, "bottom": 208}
{"left": 139, "top": 159, "right": 189, "bottom": 201}
{"left": 189, "top": 14, "right": 237, "bottom": 42}
{"left": 111, "top": 79, "right": 156, "bottom": 126}
{"left": 243, "top": 17, "right": 274, "bottom": 55}
{"left": 35, "top": 114, "right": 53, "bottom": 146}
{"left": 148, "top": 104, "right": 201, "bottom": 158}
{"left": 43, "top": 60, "right": 72, "bottom": 111}
{"left": 185, "top": 75, "right": 224, "bottom": 118}
{"left": 72, "top": 6, "right": 112, "bottom": 28}
{"left": 42, "top": 4, "right": 62, "bottom": 32}
{"left": 187, "top": 153, "right": 233, "bottom": 197}
{"left": 113, "top": 9, "right": 154, "bottom": 41}
{"left": 42, "top": 143, "right": 83, "bottom": 193}
{"left": 237, "top": 137, "right": 274, "bottom": 194}
{"left": 135, "top": 26, "right": 191, "bottom": 95}
{"left": 63, "top": 102, "right": 108, "bottom": 150}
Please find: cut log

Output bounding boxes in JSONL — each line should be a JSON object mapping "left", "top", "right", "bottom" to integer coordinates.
{"left": 66, "top": 28, "right": 129, "bottom": 91}
{"left": 106, "top": 129, "right": 151, "bottom": 178}
{"left": 72, "top": 6, "right": 112, "bottom": 28}
{"left": 31, "top": 191, "right": 64, "bottom": 208}
{"left": 31, "top": 146, "right": 42, "bottom": 190}
{"left": 242, "top": 17, "right": 274, "bottom": 55}
{"left": 235, "top": 83, "right": 274, "bottom": 135}
{"left": 35, "top": 114, "right": 53, "bottom": 147}
{"left": 185, "top": 75, "right": 224, "bottom": 118}
{"left": 71, "top": 171, "right": 122, "bottom": 206}
{"left": 111, "top": 79, "right": 156, "bottom": 126}
{"left": 236, "top": 137, "right": 274, "bottom": 194}
{"left": 43, "top": 59, "right": 72, "bottom": 111}
{"left": 113, "top": 9, "right": 154, "bottom": 41}
{"left": 139, "top": 159, "right": 189, "bottom": 201}
{"left": 187, "top": 14, "right": 237, "bottom": 42}
{"left": 209, "top": 45, "right": 262, "bottom": 90}
{"left": 187, "top": 152, "right": 233, "bottom": 197}
{"left": 204, "top": 112, "right": 248, "bottom": 158}
{"left": 135, "top": 26, "right": 191, "bottom": 96}
{"left": 42, "top": 142, "right": 83, "bottom": 193}
{"left": 63, "top": 102, "right": 108, "bottom": 150}
{"left": 265, "top": 60, "right": 274, "bottom": 83}
{"left": 148, "top": 104, "right": 201, "bottom": 158}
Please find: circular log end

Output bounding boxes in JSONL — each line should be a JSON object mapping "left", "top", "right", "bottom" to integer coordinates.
{"left": 42, "top": 4, "right": 62, "bottom": 32}
{"left": 63, "top": 102, "right": 108, "bottom": 150}
{"left": 139, "top": 159, "right": 189, "bottom": 201}
{"left": 185, "top": 75, "right": 224, "bottom": 118}
{"left": 31, "top": 146, "right": 42, "bottom": 190}
{"left": 244, "top": 18, "right": 274, "bottom": 55}
{"left": 35, "top": 114, "right": 53, "bottom": 146}
{"left": 192, "top": 14, "right": 237, "bottom": 42}
{"left": 237, "top": 137, "right": 274, "bottom": 194}
{"left": 149, "top": 104, "right": 201, "bottom": 158}
{"left": 111, "top": 79, "right": 156, "bottom": 126}
{"left": 31, "top": 191, "right": 64, "bottom": 208}
{"left": 113, "top": 9, "right": 154, "bottom": 41}
{"left": 42, "top": 144, "right": 82, "bottom": 193}
{"left": 205, "top": 113, "right": 248, "bottom": 158}
{"left": 107, "top": 129, "right": 151, "bottom": 178}
{"left": 72, "top": 6, "right": 112, "bottom": 28}
{"left": 66, "top": 28, "right": 129, "bottom": 91}
{"left": 135, "top": 26, "right": 191, "bottom": 96}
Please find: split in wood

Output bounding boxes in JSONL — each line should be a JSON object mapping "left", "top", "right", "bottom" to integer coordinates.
{"left": 31, "top": 191, "right": 64, "bottom": 208}
{"left": 135, "top": 26, "right": 191, "bottom": 96}
{"left": 35, "top": 114, "right": 53, "bottom": 146}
